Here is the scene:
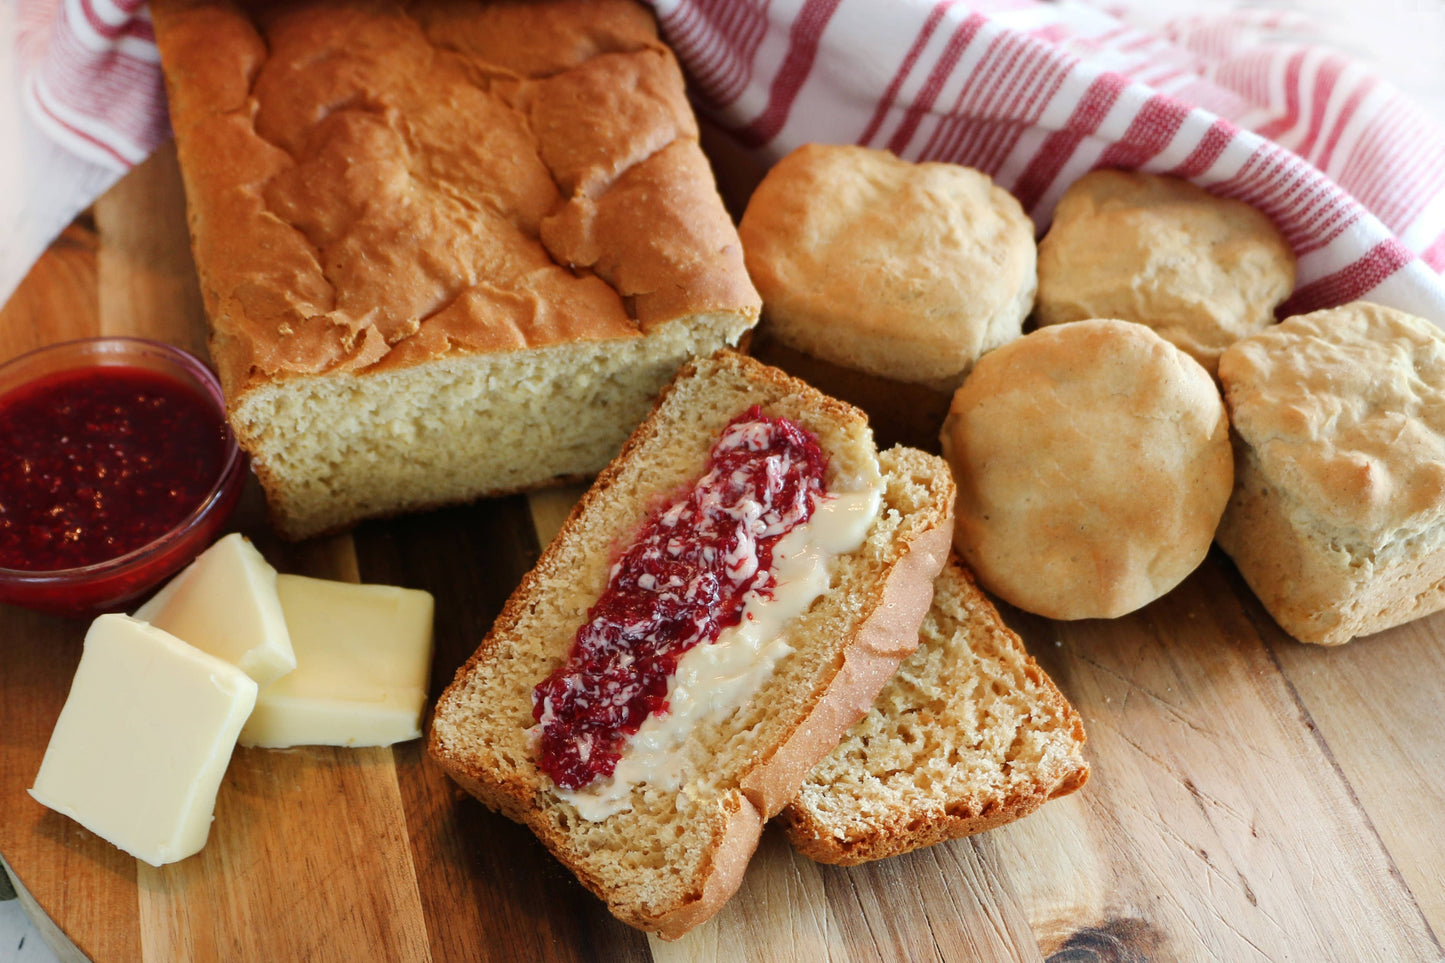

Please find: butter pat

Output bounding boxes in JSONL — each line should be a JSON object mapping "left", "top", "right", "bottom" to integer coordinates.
{"left": 239, "top": 575, "right": 434, "bottom": 748}
{"left": 135, "top": 533, "right": 296, "bottom": 686}
{"left": 29, "top": 615, "right": 258, "bottom": 867}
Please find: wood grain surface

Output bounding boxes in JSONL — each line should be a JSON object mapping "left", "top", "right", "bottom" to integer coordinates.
{"left": 2, "top": 145, "right": 1444, "bottom": 963}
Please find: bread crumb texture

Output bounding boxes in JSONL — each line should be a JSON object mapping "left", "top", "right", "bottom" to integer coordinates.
{"left": 152, "top": 0, "right": 759, "bottom": 538}
{"left": 781, "top": 562, "right": 1088, "bottom": 865}
{"left": 1217, "top": 302, "right": 1445, "bottom": 644}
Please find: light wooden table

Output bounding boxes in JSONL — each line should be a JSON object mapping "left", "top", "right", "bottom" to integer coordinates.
{"left": 2, "top": 144, "right": 1444, "bottom": 963}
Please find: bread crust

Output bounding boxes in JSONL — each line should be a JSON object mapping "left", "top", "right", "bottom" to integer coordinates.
{"left": 645, "top": 792, "right": 764, "bottom": 940}
{"left": 428, "top": 351, "right": 955, "bottom": 937}
{"left": 152, "top": 0, "right": 758, "bottom": 398}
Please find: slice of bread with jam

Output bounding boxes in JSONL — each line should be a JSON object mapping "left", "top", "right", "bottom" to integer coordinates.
{"left": 428, "top": 350, "right": 955, "bottom": 939}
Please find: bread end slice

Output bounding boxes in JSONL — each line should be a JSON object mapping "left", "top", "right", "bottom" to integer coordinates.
{"left": 780, "top": 560, "right": 1089, "bottom": 865}
{"left": 428, "top": 350, "right": 954, "bottom": 938}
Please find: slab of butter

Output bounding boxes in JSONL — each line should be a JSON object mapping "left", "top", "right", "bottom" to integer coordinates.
{"left": 28, "top": 614, "right": 258, "bottom": 867}
{"left": 135, "top": 532, "right": 296, "bottom": 687}
{"left": 239, "top": 575, "right": 434, "bottom": 748}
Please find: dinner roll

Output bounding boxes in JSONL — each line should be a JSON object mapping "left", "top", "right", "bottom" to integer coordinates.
{"left": 942, "top": 318, "right": 1233, "bottom": 620}
{"left": 1217, "top": 302, "right": 1445, "bottom": 644}
{"left": 1036, "top": 170, "right": 1295, "bottom": 375}
{"left": 739, "top": 143, "right": 1036, "bottom": 393}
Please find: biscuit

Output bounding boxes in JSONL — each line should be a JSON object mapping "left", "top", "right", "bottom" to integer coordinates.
{"left": 739, "top": 144, "right": 1036, "bottom": 392}
{"left": 1036, "top": 170, "right": 1295, "bottom": 374}
{"left": 1217, "top": 302, "right": 1445, "bottom": 644}
{"left": 941, "top": 318, "right": 1234, "bottom": 620}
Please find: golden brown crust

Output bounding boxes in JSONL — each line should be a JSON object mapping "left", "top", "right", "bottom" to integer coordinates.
{"left": 739, "top": 144, "right": 1036, "bottom": 391}
{"left": 1036, "top": 169, "right": 1296, "bottom": 375}
{"left": 1217, "top": 302, "right": 1445, "bottom": 644}
{"left": 646, "top": 792, "right": 763, "bottom": 941}
{"left": 151, "top": 0, "right": 759, "bottom": 399}
{"left": 407, "top": 0, "right": 661, "bottom": 80}
{"left": 540, "top": 139, "right": 761, "bottom": 330}
{"left": 942, "top": 319, "right": 1233, "bottom": 620}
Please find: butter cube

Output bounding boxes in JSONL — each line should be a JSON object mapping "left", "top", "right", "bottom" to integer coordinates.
{"left": 135, "top": 533, "right": 295, "bottom": 686}
{"left": 239, "top": 575, "right": 434, "bottom": 748}
{"left": 29, "top": 615, "right": 258, "bottom": 867}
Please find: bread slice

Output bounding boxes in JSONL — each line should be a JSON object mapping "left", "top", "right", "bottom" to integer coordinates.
{"left": 780, "top": 560, "right": 1088, "bottom": 865}
{"left": 428, "top": 350, "right": 955, "bottom": 938}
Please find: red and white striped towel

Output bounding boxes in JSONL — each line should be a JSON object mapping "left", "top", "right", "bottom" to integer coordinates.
{"left": 4, "top": 0, "right": 1444, "bottom": 324}
{"left": 16, "top": 0, "right": 166, "bottom": 168}
{"left": 1, "top": 0, "right": 170, "bottom": 304}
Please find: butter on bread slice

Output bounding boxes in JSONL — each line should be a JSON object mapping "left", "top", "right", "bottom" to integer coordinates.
{"left": 428, "top": 351, "right": 955, "bottom": 939}
{"left": 780, "top": 560, "right": 1089, "bottom": 865}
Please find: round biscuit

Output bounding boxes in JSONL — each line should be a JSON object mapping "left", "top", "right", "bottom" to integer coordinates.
{"left": 941, "top": 318, "right": 1234, "bottom": 620}
{"left": 1036, "top": 170, "right": 1295, "bottom": 375}
{"left": 739, "top": 144, "right": 1036, "bottom": 391}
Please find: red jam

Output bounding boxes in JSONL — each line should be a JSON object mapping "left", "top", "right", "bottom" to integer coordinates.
{"left": 533, "top": 407, "right": 829, "bottom": 790}
{"left": 0, "top": 365, "right": 230, "bottom": 572}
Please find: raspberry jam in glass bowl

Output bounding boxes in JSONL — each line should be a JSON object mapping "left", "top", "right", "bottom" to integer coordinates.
{"left": 0, "top": 337, "right": 246, "bottom": 617}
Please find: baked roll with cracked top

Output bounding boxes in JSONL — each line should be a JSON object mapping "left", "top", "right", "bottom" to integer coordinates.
{"left": 1036, "top": 169, "right": 1295, "bottom": 375}
{"left": 151, "top": 0, "right": 760, "bottom": 539}
{"left": 737, "top": 144, "right": 1036, "bottom": 451}
{"left": 1217, "top": 301, "right": 1445, "bottom": 645}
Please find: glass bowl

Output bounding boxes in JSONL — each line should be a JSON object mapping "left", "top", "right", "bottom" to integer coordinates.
{"left": 0, "top": 337, "right": 246, "bottom": 617}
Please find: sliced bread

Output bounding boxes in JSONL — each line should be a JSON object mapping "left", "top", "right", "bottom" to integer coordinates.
{"left": 780, "top": 560, "right": 1089, "bottom": 865}
{"left": 428, "top": 350, "right": 955, "bottom": 938}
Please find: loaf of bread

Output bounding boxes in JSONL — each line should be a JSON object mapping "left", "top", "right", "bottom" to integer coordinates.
{"left": 428, "top": 350, "right": 955, "bottom": 938}
{"left": 151, "top": 0, "right": 760, "bottom": 540}
{"left": 781, "top": 560, "right": 1088, "bottom": 865}
{"left": 1217, "top": 302, "right": 1445, "bottom": 645}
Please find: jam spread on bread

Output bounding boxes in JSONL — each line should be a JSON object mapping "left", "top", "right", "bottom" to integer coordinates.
{"left": 0, "top": 366, "right": 228, "bottom": 571}
{"left": 533, "top": 407, "right": 828, "bottom": 790}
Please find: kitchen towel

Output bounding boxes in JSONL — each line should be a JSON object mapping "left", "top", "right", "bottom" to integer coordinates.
{"left": 4, "top": 0, "right": 1444, "bottom": 321}
{"left": 1, "top": 0, "right": 169, "bottom": 305}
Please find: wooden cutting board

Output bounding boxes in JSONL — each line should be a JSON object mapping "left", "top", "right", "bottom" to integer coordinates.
{"left": 2, "top": 146, "right": 1444, "bottom": 963}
